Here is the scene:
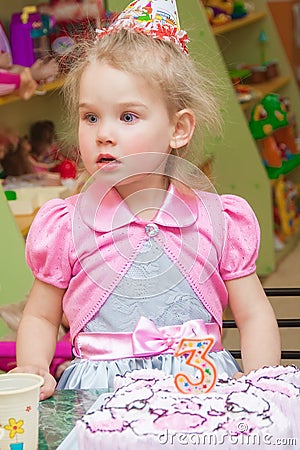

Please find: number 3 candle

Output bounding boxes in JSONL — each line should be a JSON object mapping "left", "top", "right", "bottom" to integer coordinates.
{"left": 174, "top": 337, "right": 217, "bottom": 394}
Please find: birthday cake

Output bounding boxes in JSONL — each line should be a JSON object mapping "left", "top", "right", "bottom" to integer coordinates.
{"left": 76, "top": 365, "right": 300, "bottom": 449}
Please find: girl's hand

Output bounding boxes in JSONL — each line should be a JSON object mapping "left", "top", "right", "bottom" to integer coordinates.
{"left": 9, "top": 365, "right": 57, "bottom": 400}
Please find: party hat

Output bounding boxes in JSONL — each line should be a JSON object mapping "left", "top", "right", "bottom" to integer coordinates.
{"left": 96, "top": 0, "right": 189, "bottom": 54}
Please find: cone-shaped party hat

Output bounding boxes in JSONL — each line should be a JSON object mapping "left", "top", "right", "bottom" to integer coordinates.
{"left": 96, "top": 0, "right": 189, "bottom": 54}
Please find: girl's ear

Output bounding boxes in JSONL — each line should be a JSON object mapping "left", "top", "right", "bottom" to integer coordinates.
{"left": 170, "top": 109, "right": 196, "bottom": 149}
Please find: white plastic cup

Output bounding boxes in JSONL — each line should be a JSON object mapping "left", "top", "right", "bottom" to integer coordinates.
{"left": 0, "top": 373, "right": 43, "bottom": 450}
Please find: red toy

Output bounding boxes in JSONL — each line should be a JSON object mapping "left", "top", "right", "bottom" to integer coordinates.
{"left": 58, "top": 158, "right": 77, "bottom": 179}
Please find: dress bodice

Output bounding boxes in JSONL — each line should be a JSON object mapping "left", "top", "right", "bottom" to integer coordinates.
{"left": 84, "top": 238, "right": 212, "bottom": 333}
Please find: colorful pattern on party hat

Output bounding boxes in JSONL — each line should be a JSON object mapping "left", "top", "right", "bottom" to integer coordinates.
{"left": 96, "top": 0, "right": 189, "bottom": 54}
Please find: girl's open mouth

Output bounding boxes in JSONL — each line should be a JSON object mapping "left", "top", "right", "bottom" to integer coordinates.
{"left": 96, "top": 154, "right": 120, "bottom": 171}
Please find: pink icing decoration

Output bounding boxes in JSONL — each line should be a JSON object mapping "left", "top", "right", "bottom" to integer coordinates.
{"left": 154, "top": 411, "right": 206, "bottom": 431}
{"left": 88, "top": 415, "right": 124, "bottom": 432}
{"left": 254, "top": 379, "right": 297, "bottom": 397}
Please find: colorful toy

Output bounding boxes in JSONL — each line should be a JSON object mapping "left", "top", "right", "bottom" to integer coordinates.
{"left": 273, "top": 176, "right": 300, "bottom": 237}
{"left": 174, "top": 337, "right": 217, "bottom": 394}
{"left": 202, "top": 0, "right": 234, "bottom": 26}
{"left": 249, "top": 93, "right": 298, "bottom": 168}
{"left": 10, "top": 6, "right": 55, "bottom": 67}
{"left": 58, "top": 158, "right": 77, "bottom": 180}
{"left": 272, "top": 97, "right": 298, "bottom": 156}
{"left": 231, "top": 1, "right": 247, "bottom": 19}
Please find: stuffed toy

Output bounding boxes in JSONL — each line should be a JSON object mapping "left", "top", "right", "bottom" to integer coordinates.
{"left": 232, "top": 1, "right": 247, "bottom": 19}
{"left": 202, "top": 0, "right": 234, "bottom": 26}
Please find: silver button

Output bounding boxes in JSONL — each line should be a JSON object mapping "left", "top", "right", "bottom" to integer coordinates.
{"left": 145, "top": 223, "right": 159, "bottom": 237}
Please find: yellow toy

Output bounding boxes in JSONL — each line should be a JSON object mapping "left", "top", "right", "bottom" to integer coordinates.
{"left": 202, "top": 0, "right": 234, "bottom": 26}
{"left": 273, "top": 176, "right": 299, "bottom": 237}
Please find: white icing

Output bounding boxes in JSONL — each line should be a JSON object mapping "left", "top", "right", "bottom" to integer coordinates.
{"left": 76, "top": 365, "right": 300, "bottom": 450}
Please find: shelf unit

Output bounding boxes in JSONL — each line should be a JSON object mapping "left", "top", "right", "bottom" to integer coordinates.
{"left": 240, "top": 75, "right": 291, "bottom": 111}
{"left": 208, "top": 0, "right": 300, "bottom": 274}
{"left": 212, "top": 11, "right": 267, "bottom": 35}
{"left": 109, "top": 0, "right": 300, "bottom": 276}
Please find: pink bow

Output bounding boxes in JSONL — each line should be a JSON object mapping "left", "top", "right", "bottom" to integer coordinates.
{"left": 132, "top": 316, "right": 212, "bottom": 357}
{"left": 74, "top": 317, "right": 222, "bottom": 361}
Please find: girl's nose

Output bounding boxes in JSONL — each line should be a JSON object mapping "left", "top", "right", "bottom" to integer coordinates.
{"left": 96, "top": 122, "right": 114, "bottom": 145}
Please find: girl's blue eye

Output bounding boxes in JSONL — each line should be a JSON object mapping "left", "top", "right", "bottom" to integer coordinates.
{"left": 86, "top": 114, "right": 98, "bottom": 124}
{"left": 122, "top": 113, "right": 136, "bottom": 123}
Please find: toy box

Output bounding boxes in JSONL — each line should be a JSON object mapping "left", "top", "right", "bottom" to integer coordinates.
{"left": 10, "top": 6, "right": 55, "bottom": 67}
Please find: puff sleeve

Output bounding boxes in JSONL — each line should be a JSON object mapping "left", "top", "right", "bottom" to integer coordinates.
{"left": 26, "top": 198, "right": 73, "bottom": 288}
{"left": 219, "top": 195, "right": 260, "bottom": 280}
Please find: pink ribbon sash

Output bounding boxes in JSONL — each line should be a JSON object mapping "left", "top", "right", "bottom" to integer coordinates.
{"left": 73, "top": 317, "right": 223, "bottom": 361}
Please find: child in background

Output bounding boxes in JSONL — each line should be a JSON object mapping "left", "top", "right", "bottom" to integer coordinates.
{"left": 11, "top": 0, "right": 280, "bottom": 400}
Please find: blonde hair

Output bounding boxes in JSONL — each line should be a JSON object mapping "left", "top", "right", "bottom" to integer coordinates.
{"left": 62, "top": 28, "right": 223, "bottom": 192}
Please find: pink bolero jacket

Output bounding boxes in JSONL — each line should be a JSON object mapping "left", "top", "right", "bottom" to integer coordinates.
{"left": 26, "top": 183, "right": 260, "bottom": 342}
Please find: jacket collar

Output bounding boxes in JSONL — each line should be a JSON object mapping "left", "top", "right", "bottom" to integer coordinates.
{"left": 76, "top": 181, "right": 199, "bottom": 232}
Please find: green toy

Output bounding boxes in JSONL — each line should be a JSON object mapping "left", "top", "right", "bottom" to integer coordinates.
{"left": 232, "top": 1, "right": 247, "bottom": 19}
{"left": 249, "top": 93, "right": 298, "bottom": 169}
{"left": 249, "top": 93, "right": 288, "bottom": 168}
{"left": 249, "top": 93, "right": 288, "bottom": 140}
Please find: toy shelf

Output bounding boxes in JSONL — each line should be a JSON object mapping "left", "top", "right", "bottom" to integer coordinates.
{"left": 212, "top": 11, "right": 267, "bottom": 35}
{"left": 240, "top": 75, "right": 291, "bottom": 111}
{"left": 250, "top": 75, "right": 291, "bottom": 97}
{"left": 0, "top": 77, "right": 65, "bottom": 106}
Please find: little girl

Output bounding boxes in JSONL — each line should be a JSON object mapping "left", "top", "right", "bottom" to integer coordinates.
{"left": 12, "top": 0, "right": 280, "bottom": 400}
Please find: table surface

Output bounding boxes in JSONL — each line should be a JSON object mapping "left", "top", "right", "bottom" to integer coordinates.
{"left": 38, "top": 389, "right": 106, "bottom": 449}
